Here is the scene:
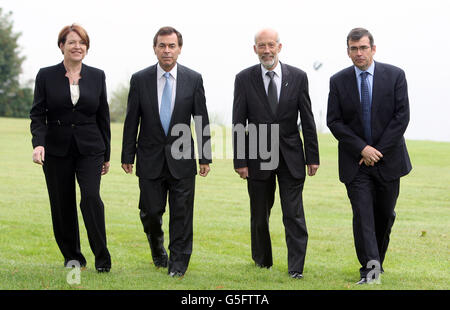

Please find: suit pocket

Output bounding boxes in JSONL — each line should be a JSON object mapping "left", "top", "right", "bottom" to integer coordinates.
{"left": 76, "top": 126, "right": 106, "bottom": 155}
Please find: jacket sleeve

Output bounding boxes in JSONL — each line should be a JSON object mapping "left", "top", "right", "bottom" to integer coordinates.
{"left": 30, "top": 69, "right": 47, "bottom": 148}
{"left": 96, "top": 70, "right": 111, "bottom": 162}
{"left": 121, "top": 74, "right": 141, "bottom": 164}
{"left": 374, "top": 69, "right": 410, "bottom": 154}
{"left": 297, "top": 73, "right": 320, "bottom": 165}
{"left": 232, "top": 74, "right": 248, "bottom": 169}
{"left": 192, "top": 74, "right": 212, "bottom": 165}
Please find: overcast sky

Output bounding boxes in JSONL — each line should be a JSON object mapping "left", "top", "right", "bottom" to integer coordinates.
{"left": 2, "top": 0, "right": 449, "bottom": 141}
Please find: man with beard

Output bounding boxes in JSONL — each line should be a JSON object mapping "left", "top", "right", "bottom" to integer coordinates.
{"left": 232, "top": 28, "right": 320, "bottom": 279}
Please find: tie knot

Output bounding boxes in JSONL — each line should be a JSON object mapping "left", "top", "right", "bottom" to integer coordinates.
{"left": 360, "top": 71, "right": 369, "bottom": 79}
{"left": 266, "top": 71, "right": 275, "bottom": 79}
{"left": 164, "top": 72, "right": 171, "bottom": 79}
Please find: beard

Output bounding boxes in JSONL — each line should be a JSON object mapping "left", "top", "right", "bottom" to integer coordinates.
{"left": 260, "top": 56, "right": 277, "bottom": 70}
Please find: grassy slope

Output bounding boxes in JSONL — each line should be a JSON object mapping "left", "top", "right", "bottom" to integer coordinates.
{"left": 0, "top": 117, "right": 448, "bottom": 290}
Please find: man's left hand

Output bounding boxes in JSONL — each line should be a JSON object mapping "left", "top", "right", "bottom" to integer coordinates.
{"left": 102, "top": 162, "right": 110, "bottom": 175}
{"left": 199, "top": 164, "right": 210, "bottom": 177}
{"left": 307, "top": 164, "right": 319, "bottom": 176}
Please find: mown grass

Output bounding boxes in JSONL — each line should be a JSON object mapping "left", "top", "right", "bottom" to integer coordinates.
{"left": 0, "top": 117, "right": 448, "bottom": 290}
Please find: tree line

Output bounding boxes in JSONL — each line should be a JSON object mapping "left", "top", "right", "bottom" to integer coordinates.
{"left": 0, "top": 8, "right": 33, "bottom": 118}
{"left": 1, "top": 8, "right": 225, "bottom": 124}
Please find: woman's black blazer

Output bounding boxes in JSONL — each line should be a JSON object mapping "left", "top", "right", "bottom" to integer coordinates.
{"left": 30, "top": 62, "right": 111, "bottom": 162}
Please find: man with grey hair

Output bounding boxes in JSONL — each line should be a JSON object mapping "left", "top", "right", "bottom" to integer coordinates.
{"left": 327, "top": 27, "right": 411, "bottom": 284}
{"left": 232, "top": 28, "right": 320, "bottom": 279}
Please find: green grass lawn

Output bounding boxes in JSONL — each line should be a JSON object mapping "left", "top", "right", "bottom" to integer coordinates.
{"left": 0, "top": 117, "right": 448, "bottom": 290}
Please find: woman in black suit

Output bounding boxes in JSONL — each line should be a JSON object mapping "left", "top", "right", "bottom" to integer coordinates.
{"left": 30, "top": 24, "right": 111, "bottom": 272}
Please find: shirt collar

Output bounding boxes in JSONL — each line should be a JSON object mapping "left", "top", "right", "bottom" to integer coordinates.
{"left": 354, "top": 60, "right": 375, "bottom": 77}
{"left": 261, "top": 61, "right": 282, "bottom": 78}
{"left": 157, "top": 63, "right": 178, "bottom": 80}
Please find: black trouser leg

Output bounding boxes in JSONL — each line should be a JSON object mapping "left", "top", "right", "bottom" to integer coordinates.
{"left": 346, "top": 167, "right": 379, "bottom": 277}
{"left": 346, "top": 165, "right": 399, "bottom": 277}
{"left": 138, "top": 168, "right": 195, "bottom": 274}
{"left": 138, "top": 177, "right": 168, "bottom": 262}
{"left": 167, "top": 175, "right": 196, "bottom": 274}
{"left": 373, "top": 175, "right": 399, "bottom": 267}
{"left": 247, "top": 174, "right": 276, "bottom": 268}
{"left": 43, "top": 154, "right": 86, "bottom": 266}
{"left": 277, "top": 157, "right": 307, "bottom": 273}
{"left": 76, "top": 153, "right": 111, "bottom": 269}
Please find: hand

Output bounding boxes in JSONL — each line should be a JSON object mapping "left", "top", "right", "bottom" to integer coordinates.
{"left": 360, "top": 145, "right": 383, "bottom": 166}
{"left": 307, "top": 164, "right": 319, "bottom": 176}
{"left": 101, "top": 162, "right": 110, "bottom": 175}
{"left": 121, "top": 163, "right": 134, "bottom": 174}
{"left": 235, "top": 167, "right": 249, "bottom": 179}
{"left": 32, "top": 146, "right": 45, "bottom": 165}
{"left": 359, "top": 158, "right": 375, "bottom": 166}
{"left": 199, "top": 164, "right": 210, "bottom": 177}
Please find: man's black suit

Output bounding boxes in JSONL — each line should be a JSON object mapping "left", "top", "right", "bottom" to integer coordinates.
{"left": 30, "top": 62, "right": 111, "bottom": 269}
{"left": 121, "top": 63, "right": 211, "bottom": 274}
{"left": 233, "top": 63, "right": 319, "bottom": 273}
{"left": 327, "top": 61, "right": 412, "bottom": 277}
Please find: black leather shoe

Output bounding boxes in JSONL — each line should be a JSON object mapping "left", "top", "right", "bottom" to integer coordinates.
{"left": 153, "top": 255, "right": 168, "bottom": 268}
{"left": 256, "top": 263, "right": 272, "bottom": 269}
{"left": 147, "top": 234, "right": 168, "bottom": 268}
{"left": 288, "top": 271, "right": 303, "bottom": 279}
{"left": 96, "top": 267, "right": 110, "bottom": 273}
{"left": 356, "top": 277, "right": 368, "bottom": 284}
{"left": 168, "top": 271, "right": 184, "bottom": 277}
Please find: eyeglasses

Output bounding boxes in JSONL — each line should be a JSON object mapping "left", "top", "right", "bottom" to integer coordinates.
{"left": 348, "top": 45, "right": 371, "bottom": 53}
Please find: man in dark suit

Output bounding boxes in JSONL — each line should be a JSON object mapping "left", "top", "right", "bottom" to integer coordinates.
{"left": 121, "top": 26, "right": 211, "bottom": 277}
{"left": 327, "top": 28, "right": 412, "bottom": 284}
{"left": 232, "top": 29, "right": 320, "bottom": 279}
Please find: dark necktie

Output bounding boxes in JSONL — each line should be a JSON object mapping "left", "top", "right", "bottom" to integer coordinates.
{"left": 360, "top": 71, "right": 372, "bottom": 145}
{"left": 266, "top": 71, "right": 278, "bottom": 114}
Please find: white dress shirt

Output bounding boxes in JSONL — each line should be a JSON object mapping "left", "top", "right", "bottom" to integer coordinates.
{"left": 157, "top": 63, "right": 177, "bottom": 113}
{"left": 261, "top": 62, "right": 282, "bottom": 101}
{"left": 70, "top": 84, "right": 80, "bottom": 105}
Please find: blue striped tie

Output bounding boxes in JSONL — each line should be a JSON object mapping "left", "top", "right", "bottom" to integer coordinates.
{"left": 360, "top": 71, "right": 372, "bottom": 145}
{"left": 160, "top": 72, "right": 172, "bottom": 136}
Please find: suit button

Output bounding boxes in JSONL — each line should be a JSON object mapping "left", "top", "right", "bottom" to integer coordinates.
{"left": 72, "top": 108, "right": 75, "bottom": 112}
{"left": 71, "top": 124, "right": 75, "bottom": 128}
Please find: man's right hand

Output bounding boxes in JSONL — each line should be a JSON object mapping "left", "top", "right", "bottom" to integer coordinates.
{"left": 121, "top": 163, "right": 134, "bottom": 174}
{"left": 32, "top": 146, "right": 45, "bottom": 165}
{"left": 235, "top": 167, "right": 249, "bottom": 179}
{"left": 360, "top": 145, "right": 383, "bottom": 166}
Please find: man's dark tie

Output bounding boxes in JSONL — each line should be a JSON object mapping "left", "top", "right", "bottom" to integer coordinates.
{"left": 360, "top": 71, "right": 372, "bottom": 145}
{"left": 266, "top": 71, "right": 278, "bottom": 114}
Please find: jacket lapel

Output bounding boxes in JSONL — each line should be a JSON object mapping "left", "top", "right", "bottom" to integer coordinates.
{"left": 278, "top": 62, "right": 291, "bottom": 115}
{"left": 371, "top": 61, "right": 384, "bottom": 117}
{"left": 251, "top": 65, "right": 276, "bottom": 119}
{"left": 57, "top": 61, "right": 73, "bottom": 107}
{"left": 169, "top": 64, "right": 185, "bottom": 132}
{"left": 344, "top": 66, "right": 364, "bottom": 122}
{"left": 146, "top": 65, "right": 164, "bottom": 134}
